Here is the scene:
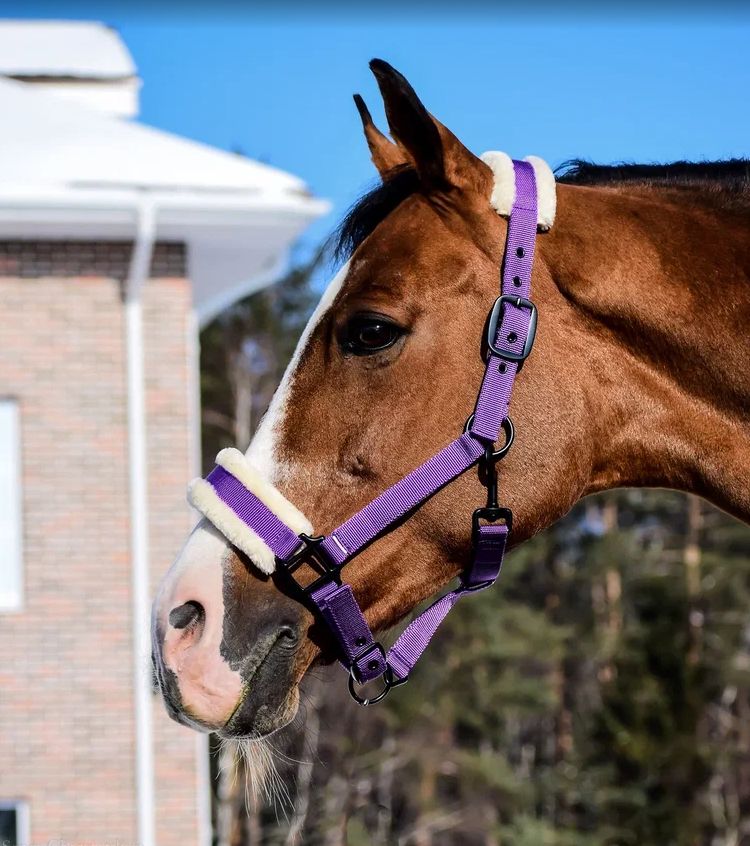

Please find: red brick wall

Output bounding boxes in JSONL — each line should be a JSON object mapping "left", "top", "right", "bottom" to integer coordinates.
{"left": 0, "top": 241, "right": 204, "bottom": 844}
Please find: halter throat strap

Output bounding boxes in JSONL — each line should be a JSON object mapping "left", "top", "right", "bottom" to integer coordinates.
{"left": 194, "top": 159, "right": 540, "bottom": 705}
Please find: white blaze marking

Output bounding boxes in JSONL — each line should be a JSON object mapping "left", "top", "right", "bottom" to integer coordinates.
{"left": 246, "top": 260, "right": 352, "bottom": 482}
{"left": 152, "top": 264, "right": 354, "bottom": 714}
{"left": 157, "top": 262, "right": 351, "bottom": 612}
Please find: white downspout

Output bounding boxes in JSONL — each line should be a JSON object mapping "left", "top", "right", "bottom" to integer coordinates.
{"left": 186, "top": 305, "right": 213, "bottom": 846}
{"left": 125, "top": 197, "right": 157, "bottom": 846}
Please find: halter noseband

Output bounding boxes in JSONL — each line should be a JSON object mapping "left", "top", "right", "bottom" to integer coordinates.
{"left": 191, "top": 160, "right": 541, "bottom": 706}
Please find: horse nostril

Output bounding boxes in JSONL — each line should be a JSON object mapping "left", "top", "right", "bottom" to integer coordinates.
{"left": 169, "top": 600, "right": 205, "bottom": 630}
{"left": 278, "top": 623, "right": 299, "bottom": 644}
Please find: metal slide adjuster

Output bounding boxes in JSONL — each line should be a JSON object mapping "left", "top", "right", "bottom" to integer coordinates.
{"left": 485, "top": 295, "right": 538, "bottom": 365}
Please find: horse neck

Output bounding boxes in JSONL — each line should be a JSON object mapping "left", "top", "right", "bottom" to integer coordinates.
{"left": 542, "top": 182, "right": 750, "bottom": 521}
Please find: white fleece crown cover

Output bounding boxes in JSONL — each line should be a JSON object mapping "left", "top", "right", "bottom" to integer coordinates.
{"left": 480, "top": 152, "right": 556, "bottom": 230}
{"left": 187, "top": 448, "right": 312, "bottom": 574}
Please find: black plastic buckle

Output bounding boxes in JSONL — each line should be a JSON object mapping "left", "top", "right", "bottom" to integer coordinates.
{"left": 485, "top": 295, "right": 538, "bottom": 365}
{"left": 472, "top": 505, "right": 513, "bottom": 539}
{"left": 466, "top": 506, "right": 513, "bottom": 592}
{"left": 276, "top": 534, "right": 341, "bottom": 596}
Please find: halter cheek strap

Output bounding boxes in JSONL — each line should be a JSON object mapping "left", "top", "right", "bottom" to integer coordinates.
{"left": 190, "top": 159, "right": 540, "bottom": 705}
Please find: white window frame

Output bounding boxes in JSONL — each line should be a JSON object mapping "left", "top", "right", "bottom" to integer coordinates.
{"left": 0, "top": 399, "right": 23, "bottom": 612}
{"left": 0, "top": 799, "right": 30, "bottom": 846}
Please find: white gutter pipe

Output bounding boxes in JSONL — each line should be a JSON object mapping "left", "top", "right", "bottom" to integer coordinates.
{"left": 125, "top": 197, "right": 157, "bottom": 846}
{"left": 186, "top": 305, "right": 213, "bottom": 846}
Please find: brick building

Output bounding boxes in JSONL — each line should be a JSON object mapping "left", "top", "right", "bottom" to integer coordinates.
{"left": 0, "top": 21, "right": 327, "bottom": 846}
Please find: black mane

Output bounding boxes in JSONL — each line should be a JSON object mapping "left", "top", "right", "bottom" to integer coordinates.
{"left": 333, "top": 158, "right": 750, "bottom": 262}
{"left": 333, "top": 165, "right": 420, "bottom": 264}
{"left": 556, "top": 157, "right": 750, "bottom": 194}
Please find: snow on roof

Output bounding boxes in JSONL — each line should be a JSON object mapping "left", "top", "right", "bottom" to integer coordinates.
{"left": 0, "top": 20, "right": 135, "bottom": 79}
{"left": 0, "top": 73, "right": 330, "bottom": 323}
{"left": 0, "top": 76, "right": 311, "bottom": 197}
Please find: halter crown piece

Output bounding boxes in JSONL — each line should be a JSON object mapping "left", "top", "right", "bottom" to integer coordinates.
{"left": 190, "top": 159, "right": 545, "bottom": 705}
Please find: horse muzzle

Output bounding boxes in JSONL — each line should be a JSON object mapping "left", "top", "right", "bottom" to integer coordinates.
{"left": 151, "top": 522, "right": 308, "bottom": 736}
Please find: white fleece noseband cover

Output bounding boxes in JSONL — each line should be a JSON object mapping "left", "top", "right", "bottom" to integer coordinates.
{"left": 480, "top": 152, "right": 556, "bottom": 230}
{"left": 188, "top": 448, "right": 312, "bottom": 574}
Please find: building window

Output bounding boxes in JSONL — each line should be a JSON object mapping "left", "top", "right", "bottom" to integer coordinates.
{"left": 0, "top": 400, "right": 23, "bottom": 611}
{"left": 0, "top": 800, "right": 29, "bottom": 846}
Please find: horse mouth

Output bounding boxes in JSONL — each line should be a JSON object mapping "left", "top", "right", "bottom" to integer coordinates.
{"left": 219, "top": 633, "right": 301, "bottom": 738}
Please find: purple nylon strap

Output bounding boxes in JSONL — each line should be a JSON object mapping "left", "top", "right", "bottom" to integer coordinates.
{"left": 199, "top": 160, "right": 537, "bottom": 695}
{"left": 321, "top": 432, "right": 484, "bottom": 565}
{"left": 309, "top": 581, "right": 389, "bottom": 681}
{"left": 471, "top": 160, "right": 537, "bottom": 442}
{"left": 206, "top": 465, "right": 301, "bottom": 558}
{"left": 387, "top": 522, "right": 508, "bottom": 681}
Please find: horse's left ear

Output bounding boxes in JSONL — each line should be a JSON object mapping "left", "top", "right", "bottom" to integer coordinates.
{"left": 369, "top": 58, "right": 492, "bottom": 197}
{"left": 353, "top": 94, "right": 409, "bottom": 178}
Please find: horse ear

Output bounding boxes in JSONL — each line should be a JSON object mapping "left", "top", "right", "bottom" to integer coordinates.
{"left": 353, "top": 94, "right": 409, "bottom": 178}
{"left": 369, "top": 58, "right": 491, "bottom": 196}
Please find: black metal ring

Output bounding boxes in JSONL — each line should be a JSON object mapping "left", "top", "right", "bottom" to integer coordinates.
{"left": 348, "top": 665, "right": 395, "bottom": 706}
{"left": 464, "top": 415, "right": 515, "bottom": 461}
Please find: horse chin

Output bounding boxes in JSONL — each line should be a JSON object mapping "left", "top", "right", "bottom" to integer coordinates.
{"left": 213, "top": 634, "right": 304, "bottom": 738}
{"left": 219, "top": 684, "right": 300, "bottom": 739}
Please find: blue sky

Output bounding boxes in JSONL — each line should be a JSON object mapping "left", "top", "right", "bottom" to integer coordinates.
{"left": 8, "top": 4, "right": 750, "bottom": 263}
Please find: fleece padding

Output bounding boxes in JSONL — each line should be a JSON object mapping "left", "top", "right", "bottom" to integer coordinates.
{"left": 187, "top": 448, "right": 312, "bottom": 574}
{"left": 480, "top": 151, "right": 556, "bottom": 230}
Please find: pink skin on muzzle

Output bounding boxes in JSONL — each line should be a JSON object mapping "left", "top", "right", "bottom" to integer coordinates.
{"left": 153, "top": 523, "right": 243, "bottom": 729}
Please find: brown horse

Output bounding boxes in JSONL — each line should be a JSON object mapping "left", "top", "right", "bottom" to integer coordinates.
{"left": 151, "top": 60, "right": 750, "bottom": 739}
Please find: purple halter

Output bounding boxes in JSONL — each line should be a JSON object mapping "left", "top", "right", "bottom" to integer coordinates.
{"left": 203, "top": 160, "right": 539, "bottom": 705}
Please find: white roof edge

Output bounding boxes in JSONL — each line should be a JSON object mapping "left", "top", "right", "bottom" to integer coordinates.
{"left": 0, "top": 184, "right": 331, "bottom": 214}
{"left": 0, "top": 186, "right": 331, "bottom": 241}
{"left": 0, "top": 186, "right": 332, "bottom": 321}
{"left": 195, "top": 252, "right": 290, "bottom": 327}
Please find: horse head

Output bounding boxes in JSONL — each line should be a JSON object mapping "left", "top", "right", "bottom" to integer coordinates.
{"left": 150, "top": 60, "right": 661, "bottom": 737}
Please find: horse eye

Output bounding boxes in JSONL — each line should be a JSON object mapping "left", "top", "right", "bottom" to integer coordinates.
{"left": 342, "top": 315, "right": 403, "bottom": 356}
